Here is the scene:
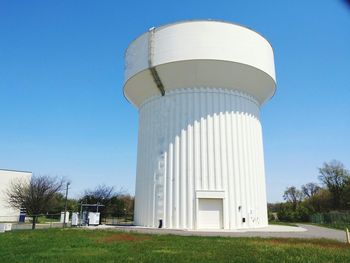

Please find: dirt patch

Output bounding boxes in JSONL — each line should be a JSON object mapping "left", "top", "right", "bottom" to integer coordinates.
{"left": 98, "top": 233, "right": 149, "bottom": 243}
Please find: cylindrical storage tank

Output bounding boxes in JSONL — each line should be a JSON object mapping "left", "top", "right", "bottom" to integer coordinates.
{"left": 123, "top": 20, "right": 276, "bottom": 230}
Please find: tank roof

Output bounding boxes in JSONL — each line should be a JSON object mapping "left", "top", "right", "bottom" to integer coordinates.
{"left": 123, "top": 20, "right": 276, "bottom": 108}
{"left": 125, "top": 19, "right": 273, "bottom": 56}
{"left": 0, "top": 168, "right": 32, "bottom": 174}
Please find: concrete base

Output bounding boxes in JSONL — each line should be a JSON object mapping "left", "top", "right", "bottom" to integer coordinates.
{"left": 85, "top": 224, "right": 306, "bottom": 233}
{"left": 83, "top": 224, "right": 348, "bottom": 242}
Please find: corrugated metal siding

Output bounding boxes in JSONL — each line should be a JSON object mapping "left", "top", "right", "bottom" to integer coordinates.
{"left": 134, "top": 87, "right": 268, "bottom": 229}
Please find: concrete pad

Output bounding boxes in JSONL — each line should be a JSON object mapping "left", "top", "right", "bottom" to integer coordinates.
{"left": 82, "top": 224, "right": 346, "bottom": 242}
{"left": 84, "top": 224, "right": 306, "bottom": 233}
{"left": 242, "top": 225, "right": 307, "bottom": 232}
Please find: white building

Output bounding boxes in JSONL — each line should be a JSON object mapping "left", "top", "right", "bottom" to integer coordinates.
{"left": 0, "top": 169, "right": 32, "bottom": 222}
{"left": 123, "top": 20, "right": 276, "bottom": 230}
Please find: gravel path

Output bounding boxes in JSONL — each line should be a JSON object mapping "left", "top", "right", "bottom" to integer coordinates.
{"left": 91, "top": 224, "right": 347, "bottom": 243}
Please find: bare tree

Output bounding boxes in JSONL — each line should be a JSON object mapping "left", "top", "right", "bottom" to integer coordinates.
{"left": 318, "top": 160, "right": 350, "bottom": 209}
{"left": 80, "top": 185, "right": 118, "bottom": 221}
{"left": 283, "top": 186, "right": 304, "bottom": 209}
{"left": 6, "top": 175, "right": 64, "bottom": 229}
{"left": 80, "top": 185, "right": 134, "bottom": 221}
{"left": 301, "top": 183, "right": 321, "bottom": 198}
{"left": 82, "top": 185, "right": 115, "bottom": 202}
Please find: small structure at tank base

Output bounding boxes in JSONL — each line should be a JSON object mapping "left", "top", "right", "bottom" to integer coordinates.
{"left": 71, "top": 212, "right": 79, "bottom": 226}
{"left": 0, "top": 223, "right": 12, "bottom": 233}
{"left": 123, "top": 20, "right": 276, "bottom": 230}
{"left": 79, "top": 203, "right": 104, "bottom": 226}
{"left": 60, "top": 211, "right": 70, "bottom": 224}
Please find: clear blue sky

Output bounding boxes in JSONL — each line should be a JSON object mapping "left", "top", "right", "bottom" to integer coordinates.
{"left": 1, "top": 0, "right": 349, "bottom": 202}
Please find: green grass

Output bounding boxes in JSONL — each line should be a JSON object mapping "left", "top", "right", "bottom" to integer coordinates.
{"left": 0, "top": 229, "right": 349, "bottom": 263}
{"left": 36, "top": 216, "right": 60, "bottom": 224}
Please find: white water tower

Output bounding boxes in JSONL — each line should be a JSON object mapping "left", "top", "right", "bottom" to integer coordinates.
{"left": 123, "top": 20, "right": 276, "bottom": 230}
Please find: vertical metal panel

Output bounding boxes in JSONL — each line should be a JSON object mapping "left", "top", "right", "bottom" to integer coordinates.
{"left": 180, "top": 93, "right": 187, "bottom": 228}
{"left": 207, "top": 90, "right": 214, "bottom": 190}
{"left": 187, "top": 91, "right": 194, "bottom": 229}
{"left": 134, "top": 87, "right": 268, "bottom": 229}
{"left": 200, "top": 91, "right": 208, "bottom": 190}
{"left": 231, "top": 93, "right": 239, "bottom": 228}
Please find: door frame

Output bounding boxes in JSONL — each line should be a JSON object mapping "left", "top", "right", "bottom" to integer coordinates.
{"left": 195, "top": 190, "right": 226, "bottom": 230}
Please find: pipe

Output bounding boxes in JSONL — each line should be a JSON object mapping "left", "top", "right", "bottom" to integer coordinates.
{"left": 148, "top": 27, "right": 165, "bottom": 96}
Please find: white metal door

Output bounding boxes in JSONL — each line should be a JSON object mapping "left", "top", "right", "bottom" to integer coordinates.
{"left": 197, "top": 198, "right": 223, "bottom": 229}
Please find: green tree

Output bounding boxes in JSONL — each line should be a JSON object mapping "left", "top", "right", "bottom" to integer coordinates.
{"left": 283, "top": 186, "right": 304, "bottom": 209}
{"left": 301, "top": 183, "right": 321, "bottom": 198}
{"left": 318, "top": 160, "right": 350, "bottom": 209}
{"left": 49, "top": 193, "right": 79, "bottom": 214}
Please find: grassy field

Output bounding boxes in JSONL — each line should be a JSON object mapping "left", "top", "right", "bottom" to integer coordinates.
{"left": 0, "top": 229, "right": 349, "bottom": 263}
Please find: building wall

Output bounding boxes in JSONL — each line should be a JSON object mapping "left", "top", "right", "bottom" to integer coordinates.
{"left": 134, "top": 87, "right": 268, "bottom": 229}
{"left": 0, "top": 170, "right": 32, "bottom": 222}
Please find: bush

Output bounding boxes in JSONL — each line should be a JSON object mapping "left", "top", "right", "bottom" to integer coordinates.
{"left": 276, "top": 203, "right": 312, "bottom": 222}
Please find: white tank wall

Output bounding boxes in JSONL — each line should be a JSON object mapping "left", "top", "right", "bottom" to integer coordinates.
{"left": 124, "top": 20, "right": 276, "bottom": 107}
{"left": 134, "top": 87, "right": 267, "bottom": 229}
{"left": 0, "top": 170, "right": 32, "bottom": 222}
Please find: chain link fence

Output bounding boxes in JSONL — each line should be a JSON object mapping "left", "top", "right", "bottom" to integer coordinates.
{"left": 310, "top": 211, "right": 350, "bottom": 230}
{"left": 103, "top": 216, "right": 134, "bottom": 226}
{"left": 1, "top": 213, "right": 134, "bottom": 231}
{"left": 0, "top": 213, "right": 72, "bottom": 230}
